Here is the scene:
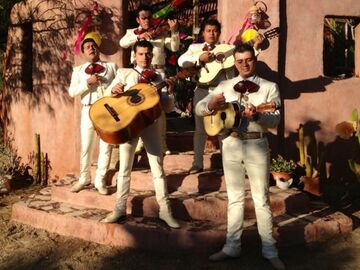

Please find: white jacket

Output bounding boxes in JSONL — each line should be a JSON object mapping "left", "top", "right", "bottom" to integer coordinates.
{"left": 68, "top": 61, "right": 118, "bottom": 105}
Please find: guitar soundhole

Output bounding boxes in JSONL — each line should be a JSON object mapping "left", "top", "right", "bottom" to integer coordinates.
{"left": 216, "top": 53, "right": 225, "bottom": 63}
{"left": 220, "top": 112, "right": 227, "bottom": 121}
{"left": 128, "top": 94, "right": 144, "bottom": 105}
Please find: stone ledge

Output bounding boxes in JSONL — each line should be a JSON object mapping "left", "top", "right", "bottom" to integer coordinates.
{"left": 50, "top": 185, "right": 310, "bottom": 222}
{"left": 11, "top": 200, "right": 353, "bottom": 250}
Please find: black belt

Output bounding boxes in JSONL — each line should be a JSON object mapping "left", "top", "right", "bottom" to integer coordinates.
{"left": 196, "top": 84, "right": 217, "bottom": 89}
{"left": 153, "top": 64, "right": 165, "bottom": 69}
{"left": 229, "top": 132, "right": 265, "bottom": 140}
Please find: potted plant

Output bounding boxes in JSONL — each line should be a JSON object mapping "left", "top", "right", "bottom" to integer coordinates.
{"left": 270, "top": 155, "right": 297, "bottom": 189}
{"left": 296, "top": 124, "right": 322, "bottom": 196}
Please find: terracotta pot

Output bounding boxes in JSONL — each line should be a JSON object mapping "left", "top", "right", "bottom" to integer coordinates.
{"left": 300, "top": 176, "right": 321, "bottom": 196}
{"left": 270, "top": 171, "right": 293, "bottom": 181}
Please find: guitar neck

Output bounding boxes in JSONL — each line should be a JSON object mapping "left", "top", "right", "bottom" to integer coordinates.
{"left": 255, "top": 101, "right": 279, "bottom": 113}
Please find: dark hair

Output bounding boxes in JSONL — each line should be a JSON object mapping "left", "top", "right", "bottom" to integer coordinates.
{"left": 137, "top": 4, "right": 152, "bottom": 17}
{"left": 200, "top": 18, "right": 221, "bottom": 34}
{"left": 133, "top": 40, "right": 153, "bottom": 53}
{"left": 233, "top": 44, "right": 255, "bottom": 58}
{"left": 81, "top": 38, "right": 98, "bottom": 53}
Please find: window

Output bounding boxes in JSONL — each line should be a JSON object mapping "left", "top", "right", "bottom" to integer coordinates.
{"left": 323, "top": 16, "right": 360, "bottom": 79}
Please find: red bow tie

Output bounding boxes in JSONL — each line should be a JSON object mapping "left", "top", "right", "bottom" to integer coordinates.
{"left": 85, "top": 63, "right": 105, "bottom": 75}
{"left": 233, "top": 80, "right": 259, "bottom": 94}
{"left": 203, "top": 44, "right": 216, "bottom": 51}
{"left": 138, "top": 69, "right": 158, "bottom": 83}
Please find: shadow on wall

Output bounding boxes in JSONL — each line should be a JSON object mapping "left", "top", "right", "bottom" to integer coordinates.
{"left": 1, "top": 0, "right": 123, "bottom": 127}
{"left": 256, "top": 61, "right": 333, "bottom": 100}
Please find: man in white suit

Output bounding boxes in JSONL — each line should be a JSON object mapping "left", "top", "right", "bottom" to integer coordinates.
{"left": 101, "top": 40, "right": 180, "bottom": 229}
{"left": 120, "top": 4, "right": 179, "bottom": 155}
{"left": 68, "top": 32, "right": 118, "bottom": 195}
{"left": 196, "top": 44, "right": 285, "bottom": 270}
{"left": 178, "top": 19, "right": 234, "bottom": 174}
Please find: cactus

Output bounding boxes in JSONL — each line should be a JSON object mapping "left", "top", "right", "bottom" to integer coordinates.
{"left": 351, "top": 108, "right": 360, "bottom": 144}
{"left": 305, "top": 155, "right": 312, "bottom": 177}
{"left": 336, "top": 108, "right": 360, "bottom": 182}
{"left": 298, "top": 124, "right": 305, "bottom": 166}
{"left": 348, "top": 160, "right": 360, "bottom": 182}
{"left": 34, "top": 133, "right": 41, "bottom": 185}
{"left": 297, "top": 124, "right": 319, "bottom": 178}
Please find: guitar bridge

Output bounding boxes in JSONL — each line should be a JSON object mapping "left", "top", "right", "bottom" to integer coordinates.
{"left": 104, "top": 103, "right": 120, "bottom": 122}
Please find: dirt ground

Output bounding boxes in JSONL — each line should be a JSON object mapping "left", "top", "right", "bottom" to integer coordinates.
{"left": 0, "top": 185, "right": 360, "bottom": 270}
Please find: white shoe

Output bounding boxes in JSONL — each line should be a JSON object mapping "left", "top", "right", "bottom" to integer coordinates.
{"left": 159, "top": 212, "right": 180, "bottom": 229}
{"left": 135, "top": 140, "right": 144, "bottom": 154}
{"left": 70, "top": 181, "right": 90, "bottom": 193}
{"left": 101, "top": 210, "right": 126, "bottom": 223}
{"left": 208, "top": 251, "right": 239, "bottom": 262}
{"left": 267, "top": 257, "right": 286, "bottom": 270}
{"left": 96, "top": 185, "right": 109, "bottom": 195}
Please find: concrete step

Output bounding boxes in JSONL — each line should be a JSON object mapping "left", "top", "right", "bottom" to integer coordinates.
{"left": 51, "top": 179, "right": 311, "bottom": 222}
{"left": 107, "top": 152, "right": 222, "bottom": 172}
{"left": 104, "top": 170, "right": 227, "bottom": 193}
{"left": 11, "top": 187, "right": 353, "bottom": 251}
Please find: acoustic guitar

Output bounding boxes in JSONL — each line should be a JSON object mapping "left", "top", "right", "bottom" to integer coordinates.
{"left": 198, "top": 44, "right": 235, "bottom": 85}
{"left": 203, "top": 101, "right": 278, "bottom": 136}
{"left": 89, "top": 69, "right": 196, "bottom": 144}
{"left": 89, "top": 83, "right": 163, "bottom": 144}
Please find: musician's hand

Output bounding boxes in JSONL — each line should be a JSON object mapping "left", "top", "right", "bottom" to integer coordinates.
{"left": 253, "top": 35, "right": 264, "bottom": 50}
{"left": 166, "top": 77, "right": 176, "bottom": 94}
{"left": 199, "top": 52, "right": 215, "bottom": 63}
{"left": 208, "top": 93, "right": 227, "bottom": 112}
{"left": 242, "top": 103, "right": 259, "bottom": 120}
{"left": 138, "top": 31, "right": 153, "bottom": 41}
{"left": 87, "top": 74, "right": 101, "bottom": 86}
{"left": 168, "top": 19, "right": 178, "bottom": 33}
{"left": 111, "top": 83, "right": 126, "bottom": 95}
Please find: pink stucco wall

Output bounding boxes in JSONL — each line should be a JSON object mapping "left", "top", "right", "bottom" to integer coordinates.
{"left": 219, "top": 0, "right": 360, "bottom": 146}
{"left": 3, "top": 0, "right": 126, "bottom": 179}
{"left": 3, "top": 0, "right": 360, "bottom": 179}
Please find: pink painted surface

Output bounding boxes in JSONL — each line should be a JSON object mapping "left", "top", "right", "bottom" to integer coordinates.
{"left": 3, "top": 0, "right": 360, "bottom": 179}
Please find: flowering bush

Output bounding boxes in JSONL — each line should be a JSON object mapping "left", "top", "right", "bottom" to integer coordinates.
{"left": 270, "top": 155, "right": 297, "bottom": 173}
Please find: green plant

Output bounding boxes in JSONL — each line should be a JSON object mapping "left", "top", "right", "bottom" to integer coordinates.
{"left": 0, "top": 143, "right": 25, "bottom": 178}
{"left": 270, "top": 155, "right": 297, "bottom": 173}
{"left": 336, "top": 108, "right": 360, "bottom": 182}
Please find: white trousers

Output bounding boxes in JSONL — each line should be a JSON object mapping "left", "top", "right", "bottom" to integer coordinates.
{"left": 221, "top": 135, "right": 278, "bottom": 259}
{"left": 192, "top": 87, "right": 210, "bottom": 169}
{"left": 114, "top": 119, "right": 171, "bottom": 215}
{"left": 136, "top": 110, "right": 168, "bottom": 153}
{"left": 79, "top": 106, "right": 112, "bottom": 188}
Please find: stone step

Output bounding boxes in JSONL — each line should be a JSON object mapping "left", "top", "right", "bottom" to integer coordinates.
{"left": 107, "top": 152, "right": 222, "bottom": 172}
{"left": 104, "top": 170, "right": 227, "bottom": 193}
{"left": 51, "top": 182, "right": 311, "bottom": 222}
{"left": 11, "top": 188, "right": 353, "bottom": 251}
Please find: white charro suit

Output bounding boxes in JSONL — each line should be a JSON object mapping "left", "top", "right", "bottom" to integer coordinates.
{"left": 105, "top": 67, "right": 175, "bottom": 216}
{"left": 120, "top": 28, "right": 179, "bottom": 153}
{"left": 120, "top": 28, "right": 180, "bottom": 67}
{"left": 68, "top": 61, "right": 118, "bottom": 188}
{"left": 196, "top": 74, "right": 281, "bottom": 259}
{"left": 178, "top": 42, "right": 235, "bottom": 170}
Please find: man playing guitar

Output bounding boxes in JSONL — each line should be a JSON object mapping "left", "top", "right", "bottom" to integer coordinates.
{"left": 120, "top": 4, "right": 180, "bottom": 155}
{"left": 178, "top": 18, "right": 264, "bottom": 174}
{"left": 101, "top": 40, "right": 180, "bottom": 229}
